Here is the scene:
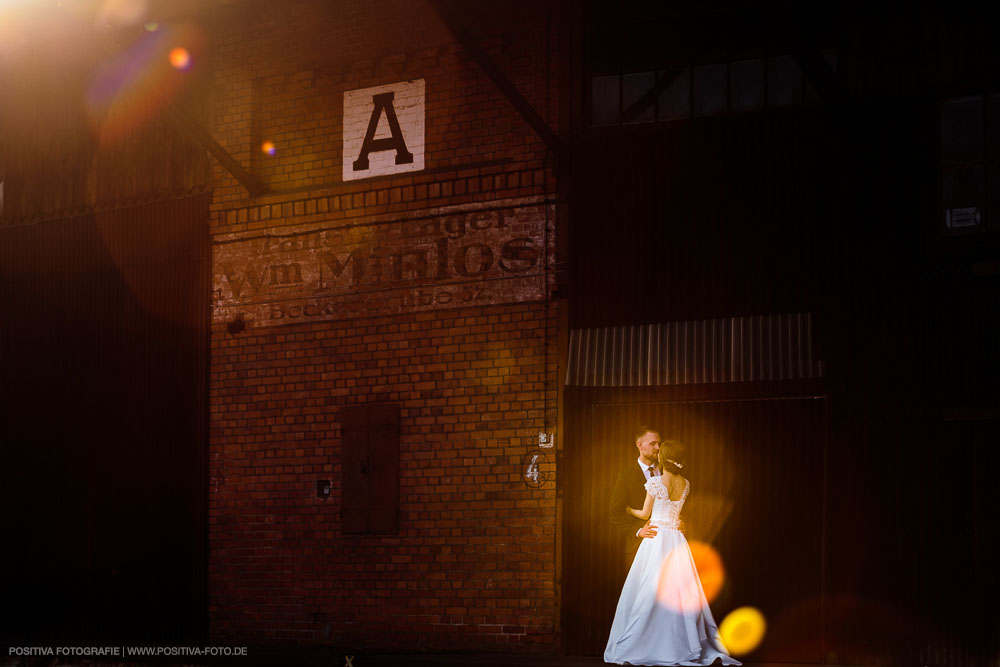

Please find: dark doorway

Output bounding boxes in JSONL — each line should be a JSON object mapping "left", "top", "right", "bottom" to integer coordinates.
{"left": 562, "top": 392, "right": 828, "bottom": 663}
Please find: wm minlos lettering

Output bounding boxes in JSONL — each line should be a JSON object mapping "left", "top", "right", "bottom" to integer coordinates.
{"left": 319, "top": 236, "right": 537, "bottom": 285}
{"left": 221, "top": 262, "right": 304, "bottom": 298}
{"left": 220, "top": 236, "right": 538, "bottom": 300}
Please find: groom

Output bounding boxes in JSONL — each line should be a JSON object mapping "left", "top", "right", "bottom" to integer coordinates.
{"left": 609, "top": 425, "right": 661, "bottom": 573}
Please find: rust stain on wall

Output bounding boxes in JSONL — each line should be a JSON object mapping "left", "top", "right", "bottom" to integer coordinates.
{"left": 213, "top": 196, "right": 552, "bottom": 327}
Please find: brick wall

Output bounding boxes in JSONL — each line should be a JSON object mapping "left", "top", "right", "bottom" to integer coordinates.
{"left": 208, "top": 0, "right": 557, "bottom": 228}
{"left": 208, "top": 0, "right": 563, "bottom": 651}
{"left": 210, "top": 304, "right": 558, "bottom": 648}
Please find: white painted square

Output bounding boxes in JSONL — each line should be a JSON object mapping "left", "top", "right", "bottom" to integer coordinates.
{"left": 343, "top": 79, "right": 425, "bottom": 181}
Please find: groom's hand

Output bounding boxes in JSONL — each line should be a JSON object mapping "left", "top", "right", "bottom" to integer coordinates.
{"left": 637, "top": 522, "right": 657, "bottom": 539}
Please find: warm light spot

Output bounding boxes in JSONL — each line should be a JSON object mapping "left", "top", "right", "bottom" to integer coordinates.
{"left": 719, "top": 606, "right": 766, "bottom": 656}
{"left": 97, "top": 0, "right": 148, "bottom": 28}
{"left": 689, "top": 540, "right": 724, "bottom": 603}
{"left": 656, "top": 540, "right": 725, "bottom": 612}
{"left": 261, "top": 141, "right": 276, "bottom": 156}
{"left": 86, "top": 22, "right": 205, "bottom": 150}
{"left": 169, "top": 47, "right": 190, "bottom": 70}
{"left": 144, "top": 21, "right": 158, "bottom": 31}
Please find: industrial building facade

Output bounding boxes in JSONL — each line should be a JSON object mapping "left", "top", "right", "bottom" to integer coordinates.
{"left": 2, "top": 2, "right": 999, "bottom": 665}
{"left": 204, "top": 0, "right": 563, "bottom": 650}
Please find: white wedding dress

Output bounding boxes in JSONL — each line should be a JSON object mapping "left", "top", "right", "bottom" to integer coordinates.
{"left": 604, "top": 476, "right": 740, "bottom": 666}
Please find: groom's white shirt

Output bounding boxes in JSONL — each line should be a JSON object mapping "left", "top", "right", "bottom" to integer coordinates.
{"left": 635, "top": 458, "right": 659, "bottom": 536}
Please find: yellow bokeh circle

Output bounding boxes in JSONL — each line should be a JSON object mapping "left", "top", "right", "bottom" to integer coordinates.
{"left": 719, "top": 606, "right": 766, "bottom": 656}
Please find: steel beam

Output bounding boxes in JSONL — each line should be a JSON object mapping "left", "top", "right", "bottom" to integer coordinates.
{"left": 426, "top": 0, "right": 568, "bottom": 162}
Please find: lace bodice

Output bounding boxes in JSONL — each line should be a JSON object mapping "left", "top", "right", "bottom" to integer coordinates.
{"left": 644, "top": 476, "right": 689, "bottom": 529}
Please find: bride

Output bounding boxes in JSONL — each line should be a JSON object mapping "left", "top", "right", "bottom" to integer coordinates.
{"left": 604, "top": 441, "right": 740, "bottom": 666}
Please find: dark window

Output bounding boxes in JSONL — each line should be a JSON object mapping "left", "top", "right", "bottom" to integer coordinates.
{"left": 588, "top": 52, "right": 823, "bottom": 127}
{"left": 939, "top": 95, "right": 1000, "bottom": 233}
{"left": 622, "top": 71, "right": 656, "bottom": 123}
{"left": 657, "top": 68, "right": 690, "bottom": 121}
{"left": 730, "top": 58, "right": 765, "bottom": 113}
{"left": 766, "top": 55, "right": 803, "bottom": 109}
{"left": 341, "top": 404, "right": 400, "bottom": 534}
{"left": 693, "top": 63, "right": 728, "bottom": 117}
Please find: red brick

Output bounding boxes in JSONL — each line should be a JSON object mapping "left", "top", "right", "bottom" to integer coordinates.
{"left": 208, "top": 0, "right": 562, "bottom": 653}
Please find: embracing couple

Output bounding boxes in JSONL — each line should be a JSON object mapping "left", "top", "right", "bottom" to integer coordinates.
{"left": 605, "top": 426, "right": 740, "bottom": 666}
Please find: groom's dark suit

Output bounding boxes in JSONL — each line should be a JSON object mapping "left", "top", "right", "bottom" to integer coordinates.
{"left": 609, "top": 460, "right": 651, "bottom": 572}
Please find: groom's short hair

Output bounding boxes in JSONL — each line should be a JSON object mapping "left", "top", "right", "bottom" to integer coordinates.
{"left": 633, "top": 425, "right": 658, "bottom": 443}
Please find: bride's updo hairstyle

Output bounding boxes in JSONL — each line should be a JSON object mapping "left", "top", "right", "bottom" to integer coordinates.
{"left": 658, "top": 440, "right": 686, "bottom": 474}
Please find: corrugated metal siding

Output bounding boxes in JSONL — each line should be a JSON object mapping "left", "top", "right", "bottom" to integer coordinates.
{"left": 565, "top": 83, "right": 996, "bottom": 667}
{"left": 0, "top": 39, "right": 211, "bottom": 224}
{"left": 920, "top": 417, "right": 1000, "bottom": 667}
{"left": 0, "top": 194, "right": 210, "bottom": 640}
{"left": 566, "top": 313, "right": 821, "bottom": 386}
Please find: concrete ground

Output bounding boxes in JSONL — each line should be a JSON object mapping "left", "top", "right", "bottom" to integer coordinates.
{"left": 0, "top": 652, "right": 803, "bottom": 667}
{"left": 1, "top": 644, "right": 800, "bottom": 667}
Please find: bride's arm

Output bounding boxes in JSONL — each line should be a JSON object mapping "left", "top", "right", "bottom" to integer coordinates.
{"left": 627, "top": 492, "right": 653, "bottom": 520}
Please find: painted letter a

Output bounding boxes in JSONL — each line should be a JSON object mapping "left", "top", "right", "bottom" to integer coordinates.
{"left": 352, "top": 92, "right": 414, "bottom": 171}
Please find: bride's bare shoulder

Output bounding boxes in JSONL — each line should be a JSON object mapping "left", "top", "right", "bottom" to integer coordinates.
{"left": 666, "top": 473, "right": 687, "bottom": 500}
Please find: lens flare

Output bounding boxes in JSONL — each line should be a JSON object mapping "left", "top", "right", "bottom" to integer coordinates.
{"left": 656, "top": 540, "right": 724, "bottom": 611}
{"left": 0, "top": 12, "right": 16, "bottom": 58}
{"left": 169, "top": 46, "right": 191, "bottom": 70}
{"left": 719, "top": 606, "right": 766, "bottom": 656}
{"left": 144, "top": 21, "right": 159, "bottom": 31}
{"left": 261, "top": 141, "right": 276, "bottom": 155}
{"left": 96, "top": 0, "right": 148, "bottom": 28}
{"left": 689, "top": 540, "right": 724, "bottom": 603}
{"left": 87, "top": 23, "right": 204, "bottom": 147}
